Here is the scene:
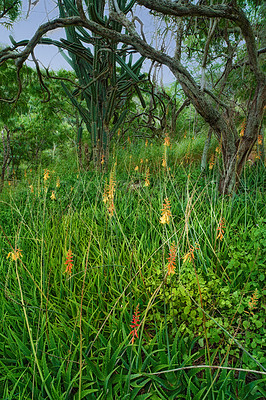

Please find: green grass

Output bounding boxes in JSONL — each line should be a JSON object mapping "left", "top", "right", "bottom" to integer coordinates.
{"left": 0, "top": 145, "right": 265, "bottom": 399}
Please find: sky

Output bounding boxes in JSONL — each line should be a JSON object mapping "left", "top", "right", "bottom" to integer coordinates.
{"left": 0, "top": 0, "right": 176, "bottom": 85}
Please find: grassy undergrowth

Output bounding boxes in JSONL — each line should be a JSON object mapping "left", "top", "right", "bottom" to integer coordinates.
{"left": 0, "top": 144, "right": 265, "bottom": 399}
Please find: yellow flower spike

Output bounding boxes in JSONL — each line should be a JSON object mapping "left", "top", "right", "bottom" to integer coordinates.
{"left": 160, "top": 198, "right": 172, "bottom": 225}
{"left": 257, "top": 135, "right": 262, "bottom": 145}
{"left": 50, "top": 191, "right": 56, "bottom": 200}
{"left": 163, "top": 133, "right": 170, "bottom": 147}
{"left": 144, "top": 168, "right": 150, "bottom": 187}
{"left": 162, "top": 158, "right": 167, "bottom": 168}
{"left": 29, "top": 184, "right": 34, "bottom": 193}
{"left": 56, "top": 177, "right": 60, "bottom": 188}
{"left": 103, "top": 171, "right": 116, "bottom": 217}
{"left": 134, "top": 165, "right": 139, "bottom": 171}
{"left": 216, "top": 218, "right": 225, "bottom": 241}
{"left": 43, "top": 169, "right": 50, "bottom": 182}
{"left": 145, "top": 139, "right": 148, "bottom": 146}
{"left": 209, "top": 154, "right": 215, "bottom": 170}
{"left": 7, "top": 249, "right": 23, "bottom": 261}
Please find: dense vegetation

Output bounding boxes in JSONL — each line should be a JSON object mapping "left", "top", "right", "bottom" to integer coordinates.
{"left": 0, "top": 0, "right": 265, "bottom": 398}
{"left": 0, "top": 133, "right": 265, "bottom": 399}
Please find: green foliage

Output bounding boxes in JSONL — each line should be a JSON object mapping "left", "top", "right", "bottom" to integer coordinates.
{"left": 41, "top": 0, "right": 147, "bottom": 167}
{"left": 0, "top": 141, "right": 265, "bottom": 398}
{"left": 0, "top": 0, "right": 21, "bottom": 27}
{"left": 0, "top": 65, "right": 78, "bottom": 176}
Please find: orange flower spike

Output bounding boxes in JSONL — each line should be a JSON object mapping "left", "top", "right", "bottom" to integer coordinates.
{"left": 216, "top": 218, "right": 226, "bottom": 241}
{"left": 130, "top": 304, "right": 141, "bottom": 344}
{"left": 167, "top": 243, "right": 177, "bottom": 275}
{"left": 65, "top": 249, "right": 74, "bottom": 274}
{"left": 239, "top": 120, "right": 246, "bottom": 137}
{"left": 163, "top": 133, "right": 170, "bottom": 147}
{"left": 248, "top": 289, "right": 258, "bottom": 314}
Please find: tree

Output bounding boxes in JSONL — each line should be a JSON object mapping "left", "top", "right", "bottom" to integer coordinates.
{"left": 0, "top": 0, "right": 21, "bottom": 27}
{"left": 0, "top": 63, "right": 76, "bottom": 191}
{"left": 0, "top": 0, "right": 265, "bottom": 193}
{"left": 55, "top": 0, "right": 146, "bottom": 168}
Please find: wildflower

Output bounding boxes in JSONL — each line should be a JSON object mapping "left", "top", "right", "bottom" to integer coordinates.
{"left": 43, "top": 169, "right": 50, "bottom": 182}
{"left": 29, "top": 184, "right": 34, "bottom": 193}
{"left": 130, "top": 304, "right": 141, "bottom": 344}
{"left": 107, "top": 200, "right": 115, "bottom": 217}
{"left": 239, "top": 120, "right": 246, "bottom": 137}
{"left": 65, "top": 249, "right": 74, "bottom": 274}
{"left": 140, "top": 159, "right": 143, "bottom": 164}
{"left": 101, "top": 154, "right": 105, "bottom": 165}
{"left": 167, "top": 243, "right": 177, "bottom": 275}
{"left": 144, "top": 168, "right": 150, "bottom": 187}
{"left": 258, "top": 135, "right": 262, "bottom": 145}
{"left": 162, "top": 157, "right": 167, "bottom": 168}
{"left": 248, "top": 289, "right": 258, "bottom": 315}
{"left": 255, "top": 151, "right": 261, "bottom": 160}
{"left": 145, "top": 139, "right": 148, "bottom": 146}
{"left": 209, "top": 154, "right": 215, "bottom": 170}
{"left": 56, "top": 177, "right": 60, "bottom": 188}
{"left": 7, "top": 249, "right": 22, "bottom": 261}
{"left": 134, "top": 165, "right": 139, "bottom": 171}
{"left": 215, "top": 146, "right": 221, "bottom": 154}
{"left": 160, "top": 198, "right": 172, "bottom": 225}
{"left": 216, "top": 218, "right": 225, "bottom": 241}
{"left": 163, "top": 133, "right": 170, "bottom": 147}
{"left": 117, "top": 128, "right": 121, "bottom": 137}
{"left": 50, "top": 191, "right": 56, "bottom": 200}
{"left": 183, "top": 244, "right": 199, "bottom": 264}
{"left": 103, "top": 171, "right": 116, "bottom": 217}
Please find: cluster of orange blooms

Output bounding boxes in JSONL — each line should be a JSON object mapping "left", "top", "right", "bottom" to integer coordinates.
{"left": 216, "top": 217, "right": 226, "bottom": 241}
{"left": 167, "top": 243, "right": 177, "bottom": 275}
{"left": 183, "top": 244, "right": 200, "bottom": 263}
{"left": 64, "top": 249, "right": 74, "bottom": 274}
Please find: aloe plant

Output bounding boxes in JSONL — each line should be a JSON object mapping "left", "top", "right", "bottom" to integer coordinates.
{"left": 56, "top": 0, "right": 146, "bottom": 168}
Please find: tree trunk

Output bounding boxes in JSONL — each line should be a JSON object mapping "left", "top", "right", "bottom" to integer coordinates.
{"left": 0, "top": 126, "right": 11, "bottom": 193}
